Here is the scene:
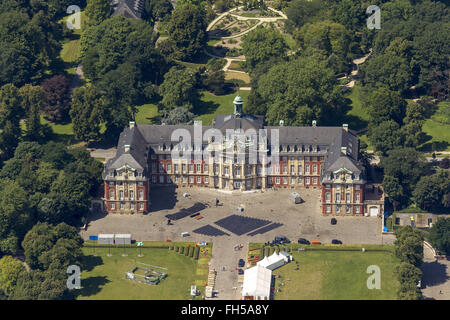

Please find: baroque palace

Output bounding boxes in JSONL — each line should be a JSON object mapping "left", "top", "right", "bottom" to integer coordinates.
{"left": 102, "top": 96, "right": 384, "bottom": 216}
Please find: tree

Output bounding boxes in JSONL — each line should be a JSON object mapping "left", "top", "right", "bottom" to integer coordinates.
{"left": 162, "top": 107, "right": 195, "bottom": 125}
{"left": 413, "top": 171, "right": 450, "bottom": 211}
{"left": 166, "top": 4, "right": 207, "bottom": 61}
{"left": 250, "top": 54, "right": 347, "bottom": 126}
{"left": 144, "top": 0, "right": 173, "bottom": 22}
{"left": 428, "top": 217, "right": 450, "bottom": 255}
{"left": 395, "top": 262, "right": 422, "bottom": 287}
{"left": 158, "top": 67, "right": 198, "bottom": 111}
{"left": 0, "top": 255, "right": 26, "bottom": 297}
{"left": 285, "top": 0, "right": 324, "bottom": 30}
{"left": 70, "top": 85, "right": 105, "bottom": 142}
{"left": 394, "top": 226, "right": 424, "bottom": 267}
{"left": 19, "top": 84, "right": 46, "bottom": 141}
{"left": 366, "top": 88, "right": 407, "bottom": 126}
{"left": 85, "top": 0, "right": 110, "bottom": 27}
{"left": 241, "top": 26, "right": 288, "bottom": 76}
{"left": 439, "top": 158, "right": 450, "bottom": 169}
{"left": 41, "top": 75, "right": 71, "bottom": 123}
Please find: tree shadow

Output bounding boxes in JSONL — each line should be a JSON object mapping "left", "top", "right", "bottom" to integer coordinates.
{"left": 421, "top": 260, "right": 449, "bottom": 287}
{"left": 75, "top": 276, "right": 110, "bottom": 298}
{"left": 193, "top": 97, "right": 220, "bottom": 117}
{"left": 80, "top": 255, "right": 104, "bottom": 272}
{"left": 419, "top": 140, "right": 449, "bottom": 152}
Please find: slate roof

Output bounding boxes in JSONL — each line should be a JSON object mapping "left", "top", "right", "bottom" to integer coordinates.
{"left": 111, "top": 0, "right": 144, "bottom": 19}
{"left": 104, "top": 114, "right": 365, "bottom": 180}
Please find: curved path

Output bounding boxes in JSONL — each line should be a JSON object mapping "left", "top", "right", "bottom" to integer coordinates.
{"left": 421, "top": 242, "right": 449, "bottom": 300}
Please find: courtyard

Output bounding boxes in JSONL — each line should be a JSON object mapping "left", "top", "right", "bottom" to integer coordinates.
{"left": 82, "top": 187, "right": 392, "bottom": 246}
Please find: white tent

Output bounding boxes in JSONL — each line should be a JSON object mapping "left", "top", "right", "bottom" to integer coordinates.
{"left": 257, "top": 251, "right": 292, "bottom": 271}
{"left": 98, "top": 234, "right": 114, "bottom": 245}
{"left": 115, "top": 234, "right": 131, "bottom": 245}
{"left": 241, "top": 265, "right": 272, "bottom": 300}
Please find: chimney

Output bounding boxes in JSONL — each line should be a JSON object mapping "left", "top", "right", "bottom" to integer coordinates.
{"left": 343, "top": 124, "right": 348, "bottom": 131}
{"left": 129, "top": 121, "right": 135, "bottom": 129}
{"left": 124, "top": 144, "right": 131, "bottom": 153}
{"left": 341, "top": 147, "right": 347, "bottom": 155}
{"left": 312, "top": 120, "right": 317, "bottom": 127}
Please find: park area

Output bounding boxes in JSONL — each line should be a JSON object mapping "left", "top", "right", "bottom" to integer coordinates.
{"left": 248, "top": 244, "right": 399, "bottom": 300}
{"left": 76, "top": 242, "right": 212, "bottom": 300}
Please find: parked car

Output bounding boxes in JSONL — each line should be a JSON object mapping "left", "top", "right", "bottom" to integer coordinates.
{"left": 311, "top": 240, "right": 321, "bottom": 245}
{"left": 331, "top": 239, "right": 342, "bottom": 244}
{"left": 238, "top": 269, "right": 244, "bottom": 275}
{"left": 238, "top": 259, "right": 245, "bottom": 267}
{"left": 297, "top": 238, "right": 310, "bottom": 245}
{"left": 274, "top": 235, "right": 290, "bottom": 244}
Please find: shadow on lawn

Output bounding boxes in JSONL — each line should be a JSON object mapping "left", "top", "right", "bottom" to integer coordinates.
{"left": 75, "top": 276, "right": 111, "bottom": 298}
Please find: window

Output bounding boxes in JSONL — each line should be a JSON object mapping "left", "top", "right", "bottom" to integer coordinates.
{"left": 313, "top": 177, "right": 318, "bottom": 185}
{"left": 166, "top": 154, "right": 171, "bottom": 160}
{"left": 306, "top": 177, "right": 310, "bottom": 185}
{"left": 139, "top": 203, "right": 144, "bottom": 210}
{"left": 326, "top": 205, "right": 331, "bottom": 213}
{"left": 182, "top": 176, "right": 187, "bottom": 183}
{"left": 336, "top": 205, "right": 341, "bottom": 213}
{"left": 336, "top": 193, "right": 340, "bottom": 202}
{"left": 139, "top": 190, "right": 144, "bottom": 200}
{"left": 109, "top": 189, "right": 115, "bottom": 200}
{"left": 175, "top": 176, "right": 179, "bottom": 183}
{"left": 224, "top": 166, "right": 229, "bottom": 176}
{"left": 159, "top": 155, "right": 164, "bottom": 160}
{"left": 189, "top": 176, "right": 194, "bottom": 183}
{"left": 346, "top": 206, "right": 351, "bottom": 214}
{"left": 152, "top": 163, "right": 156, "bottom": 172}
{"left": 182, "top": 164, "right": 186, "bottom": 173}
{"left": 355, "top": 185, "right": 360, "bottom": 190}
{"left": 313, "top": 164, "right": 317, "bottom": 173}
{"left": 119, "top": 190, "right": 124, "bottom": 200}
{"left": 355, "top": 206, "right": 360, "bottom": 214}
{"left": 298, "top": 177, "right": 302, "bottom": 184}
{"left": 204, "top": 164, "right": 208, "bottom": 172}
{"left": 138, "top": 181, "right": 143, "bottom": 187}
{"left": 196, "top": 164, "right": 201, "bottom": 172}
{"left": 197, "top": 176, "right": 201, "bottom": 183}
{"left": 152, "top": 176, "right": 156, "bottom": 183}
{"left": 159, "top": 163, "right": 164, "bottom": 172}
{"left": 120, "top": 202, "right": 124, "bottom": 210}
{"left": 356, "top": 193, "right": 360, "bottom": 203}
{"left": 235, "top": 166, "right": 241, "bottom": 177}
{"left": 276, "top": 177, "right": 280, "bottom": 184}
{"left": 326, "top": 184, "right": 331, "bottom": 189}
{"left": 109, "top": 181, "right": 114, "bottom": 186}
{"left": 257, "top": 165, "right": 262, "bottom": 175}
{"left": 290, "top": 165, "right": 295, "bottom": 174}
{"left": 325, "top": 192, "right": 331, "bottom": 202}
{"left": 130, "top": 203, "right": 134, "bottom": 210}
{"left": 282, "top": 156, "right": 287, "bottom": 161}
{"left": 129, "top": 190, "right": 134, "bottom": 200}
{"left": 159, "top": 176, "right": 164, "bottom": 183}
{"left": 110, "top": 203, "right": 115, "bottom": 210}
{"left": 167, "top": 176, "right": 172, "bottom": 183}
{"left": 167, "top": 163, "right": 171, "bottom": 172}
{"left": 189, "top": 164, "right": 194, "bottom": 172}
{"left": 275, "top": 165, "right": 280, "bottom": 173}
{"left": 205, "top": 176, "right": 208, "bottom": 184}
{"left": 305, "top": 164, "right": 310, "bottom": 174}
{"left": 291, "top": 177, "right": 296, "bottom": 184}
{"left": 305, "top": 157, "right": 310, "bottom": 161}
{"left": 174, "top": 164, "right": 179, "bottom": 173}
{"left": 283, "top": 165, "right": 287, "bottom": 174}
{"left": 151, "top": 155, "right": 156, "bottom": 159}
{"left": 283, "top": 177, "right": 287, "bottom": 184}
{"left": 346, "top": 193, "right": 350, "bottom": 203}
{"left": 298, "top": 165, "right": 302, "bottom": 175}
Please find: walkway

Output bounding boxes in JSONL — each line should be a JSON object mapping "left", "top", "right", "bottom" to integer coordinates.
{"left": 421, "top": 243, "right": 449, "bottom": 300}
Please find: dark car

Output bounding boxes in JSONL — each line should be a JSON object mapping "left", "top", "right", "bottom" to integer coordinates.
{"left": 274, "top": 236, "right": 290, "bottom": 244}
{"left": 238, "top": 259, "right": 245, "bottom": 267}
{"left": 237, "top": 269, "right": 244, "bottom": 275}
{"left": 331, "top": 218, "right": 337, "bottom": 225}
{"left": 297, "top": 238, "right": 310, "bottom": 245}
{"left": 331, "top": 239, "right": 342, "bottom": 244}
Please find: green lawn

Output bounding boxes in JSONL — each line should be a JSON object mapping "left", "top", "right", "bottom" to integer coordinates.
{"left": 196, "top": 90, "right": 251, "bottom": 125}
{"left": 135, "top": 104, "right": 162, "bottom": 125}
{"left": 419, "top": 101, "right": 450, "bottom": 152}
{"left": 59, "top": 11, "right": 85, "bottom": 75}
{"left": 77, "top": 244, "right": 212, "bottom": 300}
{"left": 269, "top": 245, "right": 399, "bottom": 300}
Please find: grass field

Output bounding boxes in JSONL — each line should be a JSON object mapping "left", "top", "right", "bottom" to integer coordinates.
{"left": 135, "top": 104, "right": 162, "bottom": 125}
{"left": 196, "top": 90, "right": 251, "bottom": 125}
{"left": 267, "top": 245, "right": 399, "bottom": 300}
{"left": 419, "top": 101, "right": 450, "bottom": 152}
{"left": 225, "top": 71, "right": 251, "bottom": 84}
{"left": 77, "top": 244, "right": 212, "bottom": 300}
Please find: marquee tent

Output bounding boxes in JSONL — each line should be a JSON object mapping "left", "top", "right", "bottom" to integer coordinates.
{"left": 257, "top": 251, "right": 292, "bottom": 271}
{"left": 241, "top": 265, "right": 272, "bottom": 300}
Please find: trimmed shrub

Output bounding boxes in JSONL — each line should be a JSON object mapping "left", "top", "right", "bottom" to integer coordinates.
{"left": 264, "top": 247, "right": 270, "bottom": 257}
{"left": 260, "top": 246, "right": 265, "bottom": 258}
{"left": 194, "top": 246, "right": 200, "bottom": 260}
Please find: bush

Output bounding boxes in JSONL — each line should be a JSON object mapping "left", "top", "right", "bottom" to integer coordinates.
{"left": 175, "top": 246, "right": 179, "bottom": 252}
{"left": 180, "top": 246, "right": 184, "bottom": 254}
{"left": 194, "top": 246, "right": 200, "bottom": 260}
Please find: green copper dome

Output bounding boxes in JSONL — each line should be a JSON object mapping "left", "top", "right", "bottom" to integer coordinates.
{"left": 233, "top": 95, "right": 244, "bottom": 104}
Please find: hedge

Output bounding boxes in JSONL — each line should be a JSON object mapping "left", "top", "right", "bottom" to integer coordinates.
{"left": 190, "top": 246, "right": 195, "bottom": 258}
{"left": 180, "top": 247, "right": 184, "bottom": 254}
{"left": 264, "top": 247, "right": 270, "bottom": 257}
{"left": 194, "top": 246, "right": 200, "bottom": 260}
{"left": 185, "top": 246, "right": 190, "bottom": 256}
